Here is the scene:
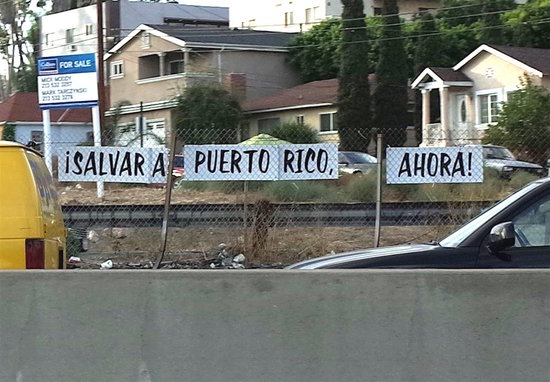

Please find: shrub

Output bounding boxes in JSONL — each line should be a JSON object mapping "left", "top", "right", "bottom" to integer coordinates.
{"left": 509, "top": 171, "right": 541, "bottom": 190}
{"left": 269, "top": 122, "right": 319, "bottom": 144}
{"left": 2, "top": 123, "right": 15, "bottom": 141}
{"left": 344, "top": 174, "right": 377, "bottom": 202}
{"left": 264, "top": 181, "right": 333, "bottom": 202}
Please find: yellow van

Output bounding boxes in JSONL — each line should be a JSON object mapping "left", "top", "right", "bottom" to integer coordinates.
{"left": 0, "top": 141, "right": 66, "bottom": 269}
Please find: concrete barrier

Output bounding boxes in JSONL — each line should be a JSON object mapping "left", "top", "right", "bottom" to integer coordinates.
{"left": 1, "top": 270, "right": 550, "bottom": 382}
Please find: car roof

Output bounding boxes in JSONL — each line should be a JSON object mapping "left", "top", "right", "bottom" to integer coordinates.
{"left": 0, "top": 140, "right": 43, "bottom": 156}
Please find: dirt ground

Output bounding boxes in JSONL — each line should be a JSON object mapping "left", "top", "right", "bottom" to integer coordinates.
{"left": 59, "top": 183, "right": 455, "bottom": 269}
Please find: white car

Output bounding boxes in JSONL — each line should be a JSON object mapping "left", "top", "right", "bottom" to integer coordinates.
{"left": 338, "top": 151, "right": 377, "bottom": 175}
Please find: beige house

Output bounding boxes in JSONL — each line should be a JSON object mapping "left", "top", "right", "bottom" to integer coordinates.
{"left": 104, "top": 24, "right": 301, "bottom": 147}
{"left": 412, "top": 44, "right": 550, "bottom": 147}
{"left": 242, "top": 79, "right": 340, "bottom": 143}
{"left": 243, "top": 76, "right": 417, "bottom": 148}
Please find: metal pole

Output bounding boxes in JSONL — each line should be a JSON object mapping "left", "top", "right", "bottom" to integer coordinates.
{"left": 92, "top": 105, "right": 104, "bottom": 198}
{"left": 140, "top": 101, "right": 144, "bottom": 147}
{"left": 42, "top": 109, "right": 52, "bottom": 174}
{"left": 96, "top": 0, "right": 106, "bottom": 139}
{"left": 154, "top": 129, "right": 177, "bottom": 269}
{"left": 374, "top": 133, "right": 383, "bottom": 248}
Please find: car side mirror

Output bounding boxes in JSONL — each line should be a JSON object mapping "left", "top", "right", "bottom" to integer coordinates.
{"left": 487, "top": 222, "right": 514, "bottom": 261}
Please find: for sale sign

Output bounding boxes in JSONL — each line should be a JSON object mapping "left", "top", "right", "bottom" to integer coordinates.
{"left": 386, "top": 146, "right": 484, "bottom": 184}
{"left": 37, "top": 54, "right": 98, "bottom": 109}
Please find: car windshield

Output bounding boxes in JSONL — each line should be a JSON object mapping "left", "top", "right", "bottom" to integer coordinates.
{"left": 173, "top": 156, "right": 184, "bottom": 167}
{"left": 483, "top": 146, "right": 515, "bottom": 160}
{"left": 343, "top": 152, "right": 376, "bottom": 164}
{"left": 439, "top": 181, "right": 542, "bottom": 247}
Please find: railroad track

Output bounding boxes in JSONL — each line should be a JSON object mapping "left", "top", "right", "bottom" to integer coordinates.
{"left": 62, "top": 201, "right": 494, "bottom": 228}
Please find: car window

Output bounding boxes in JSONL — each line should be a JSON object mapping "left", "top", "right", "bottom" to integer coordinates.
{"left": 440, "top": 181, "right": 542, "bottom": 247}
{"left": 512, "top": 195, "right": 550, "bottom": 247}
{"left": 343, "top": 152, "right": 376, "bottom": 164}
{"left": 173, "top": 156, "right": 184, "bottom": 168}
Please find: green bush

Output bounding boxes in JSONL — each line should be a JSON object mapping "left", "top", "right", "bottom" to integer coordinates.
{"left": 2, "top": 123, "right": 15, "bottom": 141}
{"left": 269, "top": 122, "right": 319, "bottom": 144}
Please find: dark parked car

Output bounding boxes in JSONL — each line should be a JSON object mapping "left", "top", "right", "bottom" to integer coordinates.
{"left": 483, "top": 144, "right": 545, "bottom": 178}
{"left": 288, "top": 177, "right": 550, "bottom": 269}
{"left": 338, "top": 151, "right": 377, "bottom": 175}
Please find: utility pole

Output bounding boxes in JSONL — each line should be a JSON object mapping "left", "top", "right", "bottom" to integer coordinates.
{"left": 96, "top": 0, "right": 106, "bottom": 141}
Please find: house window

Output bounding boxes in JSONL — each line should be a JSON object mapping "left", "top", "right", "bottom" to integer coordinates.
{"left": 44, "top": 33, "right": 53, "bottom": 46}
{"left": 296, "top": 115, "right": 304, "bottom": 125}
{"left": 305, "top": 8, "right": 312, "bottom": 23}
{"left": 85, "top": 24, "right": 94, "bottom": 35}
{"left": 65, "top": 28, "right": 76, "bottom": 51}
{"left": 479, "top": 93, "right": 499, "bottom": 124}
{"left": 320, "top": 112, "right": 337, "bottom": 132}
{"left": 146, "top": 120, "right": 165, "bottom": 131}
{"left": 110, "top": 61, "right": 124, "bottom": 78}
{"left": 169, "top": 60, "right": 185, "bottom": 74}
{"left": 141, "top": 32, "right": 151, "bottom": 49}
{"left": 284, "top": 11, "right": 294, "bottom": 26}
{"left": 120, "top": 123, "right": 136, "bottom": 134}
{"left": 258, "top": 117, "right": 281, "bottom": 133}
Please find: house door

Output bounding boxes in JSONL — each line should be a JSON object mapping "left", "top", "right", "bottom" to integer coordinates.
{"left": 451, "top": 94, "right": 469, "bottom": 144}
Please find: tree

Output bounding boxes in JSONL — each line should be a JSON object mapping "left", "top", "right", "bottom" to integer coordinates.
{"left": 373, "top": 0, "right": 409, "bottom": 147}
{"left": 174, "top": 85, "right": 242, "bottom": 144}
{"left": 483, "top": 76, "right": 550, "bottom": 162}
{"left": 435, "top": 0, "right": 517, "bottom": 65}
{"left": 288, "top": 19, "right": 342, "bottom": 82}
{"left": 337, "top": 0, "right": 371, "bottom": 152}
{"left": 0, "top": 0, "right": 46, "bottom": 94}
{"left": 288, "top": 17, "right": 382, "bottom": 83}
{"left": 503, "top": 0, "right": 550, "bottom": 48}
{"left": 408, "top": 12, "right": 444, "bottom": 137}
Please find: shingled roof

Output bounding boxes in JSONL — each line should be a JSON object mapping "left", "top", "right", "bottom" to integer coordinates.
{"left": 490, "top": 45, "right": 550, "bottom": 76}
{"left": 242, "top": 79, "right": 339, "bottom": 113}
{"left": 149, "top": 24, "right": 297, "bottom": 49}
{"left": 453, "top": 44, "right": 550, "bottom": 76}
{"left": 0, "top": 92, "right": 92, "bottom": 123}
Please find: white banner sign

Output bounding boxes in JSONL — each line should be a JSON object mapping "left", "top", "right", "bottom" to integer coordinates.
{"left": 386, "top": 146, "right": 484, "bottom": 184}
{"left": 184, "top": 143, "right": 338, "bottom": 181}
{"left": 58, "top": 147, "right": 168, "bottom": 183}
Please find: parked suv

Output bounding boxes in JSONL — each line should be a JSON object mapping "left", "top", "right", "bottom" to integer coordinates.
{"left": 483, "top": 144, "right": 545, "bottom": 178}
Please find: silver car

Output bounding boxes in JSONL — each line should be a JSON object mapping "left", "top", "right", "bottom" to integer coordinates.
{"left": 483, "top": 145, "right": 545, "bottom": 178}
{"left": 338, "top": 151, "right": 377, "bottom": 175}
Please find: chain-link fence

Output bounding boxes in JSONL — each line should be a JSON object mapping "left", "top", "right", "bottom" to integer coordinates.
{"left": 29, "top": 123, "right": 548, "bottom": 268}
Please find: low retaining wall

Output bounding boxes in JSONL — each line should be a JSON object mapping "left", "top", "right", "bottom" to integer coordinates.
{"left": 1, "top": 270, "right": 549, "bottom": 382}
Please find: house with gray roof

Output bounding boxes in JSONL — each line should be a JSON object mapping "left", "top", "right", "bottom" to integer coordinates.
{"left": 411, "top": 44, "right": 550, "bottom": 147}
{"left": 105, "top": 24, "right": 301, "bottom": 147}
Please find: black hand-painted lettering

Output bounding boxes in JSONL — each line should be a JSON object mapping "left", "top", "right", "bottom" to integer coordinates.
{"left": 398, "top": 153, "right": 411, "bottom": 177}
{"left": 84, "top": 152, "right": 97, "bottom": 176}
{"left": 72, "top": 151, "right": 83, "bottom": 175}
{"left": 152, "top": 153, "right": 166, "bottom": 177}
{"left": 195, "top": 152, "right": 206, "bottom": 173}
{"left": 134, "top": 153, "right": 145, "bottom": 176}
{"left": 119, "top": 152, "right": 132, "bottom": 176}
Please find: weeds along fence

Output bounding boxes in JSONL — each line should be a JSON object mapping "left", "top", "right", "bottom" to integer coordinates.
{"left": 26, "top": 125, "right": 547, "bottom": 266}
